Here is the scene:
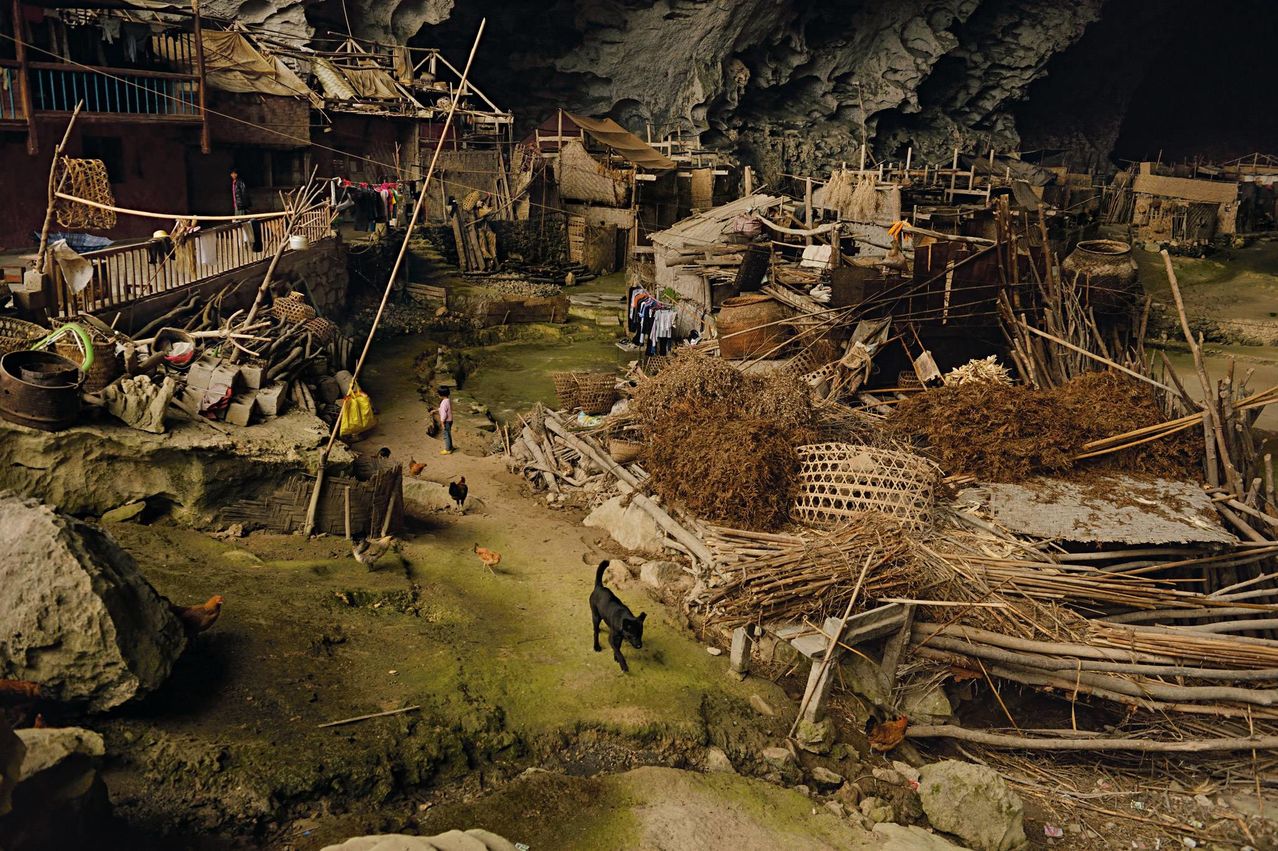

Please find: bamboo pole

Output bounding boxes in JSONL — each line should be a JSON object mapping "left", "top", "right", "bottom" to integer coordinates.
{"left": 36, "top": 104, "right": 82, "bottom": 270}
{"left": 1162, "top": 249, "right": 1240, "bottom": 492}
{"left": 302, "top": 19, "right": 488, "bottom": 536}
{"left": 906, "top": 725, "right": 1278, "bottom": 753}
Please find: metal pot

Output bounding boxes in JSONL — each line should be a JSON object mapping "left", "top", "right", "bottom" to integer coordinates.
{"left": 1062, "top": 239, "right": 1142, "bottom": 314}
{"left": 0, "top": 350, "right": 84, "bottom": 431}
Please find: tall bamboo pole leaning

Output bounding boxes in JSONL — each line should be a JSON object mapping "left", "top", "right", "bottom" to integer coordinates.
{"left": 1161, "top": 249, "right": 1241, "bottom": 494}
{"left": 302, "top": 20, "right": 487, "bottom": 536}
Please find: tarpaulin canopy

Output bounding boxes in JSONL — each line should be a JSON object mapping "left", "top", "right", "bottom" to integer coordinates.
{"left": 312, "top": 57, "right": 403, "bottom": 102}
{"left": 564, "top": 113, "right": 676, "bottom": 172}
{"left": 156, "top": 31, "right": 320, "bottom": 106}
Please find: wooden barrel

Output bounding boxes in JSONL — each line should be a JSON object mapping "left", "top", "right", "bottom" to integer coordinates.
{"left": 717, "top": 294, "right": 791, "bottom": 360}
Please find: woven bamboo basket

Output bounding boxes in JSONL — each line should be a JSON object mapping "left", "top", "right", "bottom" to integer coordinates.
{"left": 576, "top": 379, "right": 617, "bottom": 415}
{"left": 551, "top": 372, "right": 580, "bottom": 410}
{"left": 897, "top": 370, "right": 922, "bottom": 391}
{"left": 792, "top": 442, "right": 941, "bottom": 531}
{"left": 0, "top": 317, "right": 47, "bottom": 357}
{"left": 303, "top": 316, "right": 339, "bottom": 342}
{"left": 56, "top": 336, "right": 121, "bottom": 393}
{"left": 609, "top": 439, "right": 643, "bottom": 464}
{"left": 271, "top": 292, "right": 316, "bottom": 323}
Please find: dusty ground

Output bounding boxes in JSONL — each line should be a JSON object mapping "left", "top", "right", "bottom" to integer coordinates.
{"left": 91, "top": 325, "right": 883, "bottom": 849}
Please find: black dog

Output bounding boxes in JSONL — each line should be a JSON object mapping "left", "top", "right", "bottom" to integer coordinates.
{"left": 589, "top": 560, "right": 646, "bottom": 672}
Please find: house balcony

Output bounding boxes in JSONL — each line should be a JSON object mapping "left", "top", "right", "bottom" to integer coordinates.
{"left": 27, "top": 61, "right": 202, "bottom": 123}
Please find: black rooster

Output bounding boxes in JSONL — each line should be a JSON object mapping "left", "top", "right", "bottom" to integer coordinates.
{"left": 448, "top": 476, "right": 468, "bottom": 513}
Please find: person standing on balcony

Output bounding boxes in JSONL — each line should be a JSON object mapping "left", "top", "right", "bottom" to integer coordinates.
{"left": 231, "top": 168, "right": 262, "bottom": 251}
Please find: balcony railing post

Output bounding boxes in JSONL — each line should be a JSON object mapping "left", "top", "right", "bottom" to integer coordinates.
{"left": 12, "top": 0, "right": 38, "bottom": 153}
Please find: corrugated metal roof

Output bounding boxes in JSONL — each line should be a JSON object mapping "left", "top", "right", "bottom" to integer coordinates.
{"left": 650, "top": 194, "right": 782, "bottom": 251}
{"left": 962, "top": 474, "right": 1235, "bottom": 546}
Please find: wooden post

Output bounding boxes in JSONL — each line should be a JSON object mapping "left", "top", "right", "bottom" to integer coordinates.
{"left": 950, "top": 146, "right": 959, "bottom": 193}
{"left": 859, "top": 142, "right": 866, "bottom": 172}
{"left": 191, "top": 0, "right": 211, "bottom": 154}
{"left": 743, "top": 165, "right": 753, "bottom": 197}
{"left": 905, "top": 146, "right": 912, "bottom": 175}
{"left": 13, "top": 0, "right": 37, "bottom": 155}
{"left": 803, "top": 176, "right": 813, "bottom": 246}
{"left": 728, "top": 626, "right": 754, "bottom": 679}
{"left": 830, "top": 223, "right": 841, "bottom": 268}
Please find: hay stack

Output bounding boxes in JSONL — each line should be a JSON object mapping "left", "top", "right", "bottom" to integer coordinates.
{"left": 890, "top": 370, "right": 1198, "bottom": 481}
{"left": 631, "top": 350, "right": 814, "bottom": 530}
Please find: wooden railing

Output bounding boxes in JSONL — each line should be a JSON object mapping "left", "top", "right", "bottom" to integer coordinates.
{"left": 29, "top": 62, "right": 200, "bottom": 119}
{"left": 51, "top": 204, "right": 334, "bottom": 317}
{"left": 0, "top": 60, "right": 24, "bottom": 121}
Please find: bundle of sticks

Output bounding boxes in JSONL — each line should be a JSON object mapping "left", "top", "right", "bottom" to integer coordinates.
{"left": 700, "top": 515, "right": 919, "bottom": 628}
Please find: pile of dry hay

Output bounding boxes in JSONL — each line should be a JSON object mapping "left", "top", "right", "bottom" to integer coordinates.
{"left": 702, "top": 514, "right": 918, "bottom": 628}
{"left": 631, "top": 351, "right": 814, "bottom": 530}
{"left": 890, "top": 370, "right": 1199, "bottom": 482}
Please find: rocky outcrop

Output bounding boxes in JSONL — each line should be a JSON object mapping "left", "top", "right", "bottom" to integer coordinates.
{"left": 583, "top": 494, "right": 667, "bottom": 555}
{"left": 0, "top": 411, "right": 352, "bottom": 526}
{"left": 388, "top": 0, "right": 1108, "bottom": 176}
{"left": 322, "top": 830, "right": 517, "bottom": 851}
{"left": 919, "top": 759, "right": 1027, "bottom": 851}
{"left": 0, "top": 494, "right": 186, "bottom": 711}
{"left": 0, "top": 727, "right": 111, "bottom": 851}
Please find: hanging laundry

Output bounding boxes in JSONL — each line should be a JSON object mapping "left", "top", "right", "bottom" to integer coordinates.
{"left": 194, "top": 231, "right": 217, "bottom": 266}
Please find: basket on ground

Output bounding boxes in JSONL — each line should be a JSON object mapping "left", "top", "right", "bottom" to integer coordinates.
{"left": 792, "top": 442, "right": 940, "bottom": 531}
{"left": 575, "top": 373, "right": 617, "bottom": 415}
{"left": 0, "top": 317, "right": 47, "bottom": 357}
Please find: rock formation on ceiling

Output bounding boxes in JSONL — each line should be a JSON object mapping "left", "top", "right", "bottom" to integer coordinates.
{"left": 215, "top": 0, "right": 1154, "bottom": 176}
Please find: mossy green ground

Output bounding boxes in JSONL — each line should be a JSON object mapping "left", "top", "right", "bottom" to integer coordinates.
{"left": 98, "top": 319, "right": 794, "bottom": 848}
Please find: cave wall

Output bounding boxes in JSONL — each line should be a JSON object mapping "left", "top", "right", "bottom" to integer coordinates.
{"left": 198, "top": 0, "right": 1275, "bottom": 178}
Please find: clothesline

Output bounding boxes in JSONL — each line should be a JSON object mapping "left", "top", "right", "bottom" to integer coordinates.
{"left": 52, "top": 192, "right": 316, "bottom": 222}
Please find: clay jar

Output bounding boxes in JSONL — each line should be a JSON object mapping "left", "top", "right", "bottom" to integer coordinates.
{"left": 1061, "top": 239, "right": 1141, "bottom": 314}
{"left": 716, "top": 294, "right": 792, "bottom": 360}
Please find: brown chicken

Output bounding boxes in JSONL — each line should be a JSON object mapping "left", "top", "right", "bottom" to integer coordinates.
{"left": 408, "top": 458, "right": 426, "bottom": 477}
{"left": 473, "top": 543, "right": 500, "bottom": 574}
{"left": 171, "top": 595, "right": 224, "bottom": 638}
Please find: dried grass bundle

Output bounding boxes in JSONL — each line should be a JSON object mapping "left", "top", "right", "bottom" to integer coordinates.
{"left": 890, "top": 370, "right": 1199, "bottom": 481}
{"left": 631, "top": 349, "right": 813, "bottom": 431}
{"left": 702, "top": 514, "right": 918, "bottom": 628}
{"left": 644, "top": 399, "right": 801, "bottom": 530}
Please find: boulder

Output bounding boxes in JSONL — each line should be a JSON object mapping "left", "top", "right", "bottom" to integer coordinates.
{"left": 0, "top": 718, "right": 22, "bottom": 817}
{"left": 0, "top": 494, "right": 187, "bottom": 711}
{"left": 810, "top": 766, "right": 844, "bottom": 788}
{"left": 859, "top": 796, "right": 895, "bottom": 825}
{"left": 919, "top": 760, "right": 1027, "bottom": 851}
{"left": 639, "top": 560, "right": 684, "bottom": 588}
{"left": 583, "top": 495, "right": 667, "bottom": 555}
{"left": 900, "top": 682, "right": 953, "bottom": 724}
{"left": 749, "top": 694, "right": 776, "bottom": 717}
{"left": 703, "top": 746, "right": 735, "bottom": 773}
{"left": 321, "top": 830, "right": 517, "bottom": 851}
{"left": 872, "top": 823, "right": 967, "bottom": 850}
{"left": 794, "top": 717, "right": 834, "bottom": 754}
{"left": 402, "top": 478, "right": 486, "bottom": 515}
{"left": 0, "top": 726, "right": 111, "bottom": 851}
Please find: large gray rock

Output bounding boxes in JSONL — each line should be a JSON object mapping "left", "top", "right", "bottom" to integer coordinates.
{"left": 0, "top": 726, "right": 110, "bottom": 851}
{"left": 583, "top": 495, "right": 667, "bottom": 555}
{"left": 0, "top": 494, "right": 187, "bottom": 711}
{"left": 0, "top": 718, "right": 22, "bottom": 817}
{"left": 321, "top": 829, "right": 517, "bottom": 851}
{"left": 918, "top": 760, "right": 1026, "bottom": 851}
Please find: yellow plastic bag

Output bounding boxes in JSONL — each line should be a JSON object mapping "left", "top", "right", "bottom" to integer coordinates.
{"left": 338, "top": 382, "right": 376, "bottom": 438}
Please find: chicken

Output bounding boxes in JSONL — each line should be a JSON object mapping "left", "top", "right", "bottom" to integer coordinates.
{"left": 408, "top": 458, "right": 426, "bottom": 477}
{"left": 353, "top": 535, "right": 396, "bottom": 569}
{"left": 170, "top": 595, "right": 224, "bottom": 638}
{"left": 473, "top": 543, "right": 500, "bottom": 574}
{"left": 448, "top": 476, "right": 468, "bottom": 512}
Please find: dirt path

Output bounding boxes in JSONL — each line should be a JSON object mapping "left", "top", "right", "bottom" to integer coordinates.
{"left": 101, "top": 333, "right": 815, "bottom": 849}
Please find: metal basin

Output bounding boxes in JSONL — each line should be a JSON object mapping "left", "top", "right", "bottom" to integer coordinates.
{"left": 0, "top": 350, "right": 84, "bottom": 431}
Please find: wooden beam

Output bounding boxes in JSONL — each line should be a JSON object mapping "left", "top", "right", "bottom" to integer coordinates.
{"left": 191, "top": 0, "right": 211, "bottom": 154}
{"left": 12, "top": 0, "right": 37, "bottom": 154}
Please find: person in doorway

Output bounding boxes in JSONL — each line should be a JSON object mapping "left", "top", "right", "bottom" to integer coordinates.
{"left": 231, "top": 169, "right": 262, "bottom": 252}
{"left": 230, "top": 169, "right": 251, "bottom": 215}
{"left": 438, "top": 386, "right": 454, "bottom": 455}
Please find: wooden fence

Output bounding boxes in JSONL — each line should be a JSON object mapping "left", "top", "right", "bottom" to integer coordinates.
{"left": 50, "top": 204, "right": 333, "bottom": 317}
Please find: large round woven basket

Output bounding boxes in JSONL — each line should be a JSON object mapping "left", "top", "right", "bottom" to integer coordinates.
{"left": 56, "top": 336, "right": 120, "bottom": 393}
{"left": 271, "top": 292, "right": 317, "bottom": 323}
{"left": 0, "top": 317, "right": 47, "bottom": 357}
{"left": 551, "top": 371, "right": 580, "bottom": 410}
{"left": 609, "top": 438, "right": 643, "bottom": 464}
{"left": 575, "top": 373, "right": 617, "bottom": 415}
